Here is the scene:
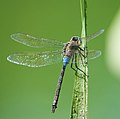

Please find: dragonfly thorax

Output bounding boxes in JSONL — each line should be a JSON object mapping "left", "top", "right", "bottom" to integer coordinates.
{"left": 63, "top": 37, "right": 81, "bottom": 58}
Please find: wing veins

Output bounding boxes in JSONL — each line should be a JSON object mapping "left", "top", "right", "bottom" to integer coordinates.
{"left": 11, "top": 33, "right": 64, "bottom": 48}
{"left": 7, "top": 50, "right": 63, "bottom": 67}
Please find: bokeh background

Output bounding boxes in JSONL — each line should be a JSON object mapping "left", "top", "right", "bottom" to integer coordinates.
{"left": 0, "top": 0, "right": 120, "bottom": 119}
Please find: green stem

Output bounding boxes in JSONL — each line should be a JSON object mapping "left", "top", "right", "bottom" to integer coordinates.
{"left": 70, "top": 0, "right": 88, "bottom": 119}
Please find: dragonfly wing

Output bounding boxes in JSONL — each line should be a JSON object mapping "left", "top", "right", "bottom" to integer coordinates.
{"left": 7, "top": 50, "right": 63, "bottom": 67}
{"left": 88, "top": 50, "right": 101, "bottom": 60}
{"left": 82, "top": 29, "right": 104, "bottom": 42}
{"left": 11, "top": 33, "right": 64, "bottom": 48}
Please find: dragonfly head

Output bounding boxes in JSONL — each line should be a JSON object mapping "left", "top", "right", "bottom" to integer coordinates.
{"left": 70, "top": 36, "right": 82, "bottom": 44}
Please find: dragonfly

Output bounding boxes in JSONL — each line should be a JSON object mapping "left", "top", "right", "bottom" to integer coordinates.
{"left": 7, "top": 29, "right": 104, "bottom": 113}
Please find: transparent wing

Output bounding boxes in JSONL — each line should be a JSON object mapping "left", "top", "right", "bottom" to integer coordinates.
{"left": 88, "top": 50, "right": 102, "bottom": 60}
{"left": 7, "top": 50, "right": 63, "bottom": 67}
{"left": 11, "top": 33, "right": 64, "bottom": 48}
{"left": 81, "top": 29, "right": 104, "bottom": 42}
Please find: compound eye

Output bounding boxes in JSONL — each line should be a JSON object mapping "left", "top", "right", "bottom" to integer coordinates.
{"left": 72, "top": 37, "right": 78, "bottom": 41}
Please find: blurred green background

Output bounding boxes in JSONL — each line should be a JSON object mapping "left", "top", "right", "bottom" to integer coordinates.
{"left": 0, "top": 0, "right": 120, "bottom": 119}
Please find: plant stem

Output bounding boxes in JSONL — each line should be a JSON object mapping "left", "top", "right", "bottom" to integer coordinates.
{"left": 70, "top": 0, "right": 88, "bottom": 119}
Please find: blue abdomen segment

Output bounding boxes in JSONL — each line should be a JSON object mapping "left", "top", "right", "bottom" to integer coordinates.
{"left": 63, "top": 56, "right": 70, "bottom": 67}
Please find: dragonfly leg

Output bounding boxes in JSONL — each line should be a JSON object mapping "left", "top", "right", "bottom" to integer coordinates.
{"left": 78, "top": 47, "right": 88, "bottom": 66}
{"left": 78, "top": 50, "right": 84, "bottom": 66}
{"left": 71, "top": 55, "right": 76, "bottom": 71}
{"left": 71, "top": 55, "right": 81, "bottom": 77}
{"left": 78, "top": 47, "right": 86, "bottom": 58}
{"left": 71, "top": 54, "right": 85, "bottom": 78}
{"left": 79, "top": 47, "right": 84, "bottom": 51}
{"left": 74, "top": 53, "right": 88, "bottom": 77}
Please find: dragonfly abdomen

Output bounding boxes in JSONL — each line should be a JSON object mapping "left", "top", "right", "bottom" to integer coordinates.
{"left": 63, "top": 56, "right": 71, "bottom": 67}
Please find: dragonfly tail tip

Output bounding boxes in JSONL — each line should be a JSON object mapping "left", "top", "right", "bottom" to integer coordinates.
{"left": 52, "top": 105, "right": 57, "bottom": 113}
